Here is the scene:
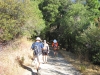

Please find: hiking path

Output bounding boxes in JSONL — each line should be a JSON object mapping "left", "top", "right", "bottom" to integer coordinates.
{"left": 23, "top": 45, "right": 82, "bottom": 75}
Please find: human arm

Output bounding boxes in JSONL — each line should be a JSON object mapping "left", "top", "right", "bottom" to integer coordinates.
{"left": 52, "top": 43, "right": 54, "bottom": 47}
{"left": 40, "top": 42, "right": 44, "bottom": 50}
{"left": 47, "top": 44, "right": 50, "bottom": 53}
{"left": 31, "top": 43, "right": 35, "bottom": 50}
{"left": 57, "top": 42, "right": 58, "bottom": 48}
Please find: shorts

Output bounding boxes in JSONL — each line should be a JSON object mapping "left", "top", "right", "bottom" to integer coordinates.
{"left": 42, "top": 50, "right": 48, "bottom": 55}
{"left": 33, "top": 53, "right": 42, "bottom": 63}
{"left": 53, "top": 47, "right": 58, "bottom": 50}
{"left": 54, "top": 50, "right": 58, "bottom": 52}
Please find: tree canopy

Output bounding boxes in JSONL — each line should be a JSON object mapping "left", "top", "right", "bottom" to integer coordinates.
{"left": 0, "top": 0, "right": 100, "bottom": 64}
{"left": 39, "top": 0, "right": 100, "bottom": 64}
{"left": 0, "top": 0, "right": 45, "bottom": 42}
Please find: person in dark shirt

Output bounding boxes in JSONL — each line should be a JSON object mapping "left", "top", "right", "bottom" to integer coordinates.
{"left": 31, "top": 37, "right": 43, "bottom": 72}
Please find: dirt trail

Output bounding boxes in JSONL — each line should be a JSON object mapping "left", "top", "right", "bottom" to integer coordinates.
{"left": 38, "top": 49, "right": 82, "bottom": 75}
{"left": 22, "top": 46, "right": 82, "bottom": 75}
{"left": 1, "top": 38, "right": 100, "bottom": 75}
{"left": 0, "top": 38, "right": 82, "bottom": 75}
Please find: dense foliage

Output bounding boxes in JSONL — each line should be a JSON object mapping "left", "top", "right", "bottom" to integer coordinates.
{"left": 0, "top": 0, "right": 45, "bottom": 42}
{"left": 0, "top": 0, "right": 100, "bottom": 64}
{"left": 0, "top": 0, "right": 25, "bottom": 42}
{"left": 39, "top": 0, "right": 100, "bottom": 64}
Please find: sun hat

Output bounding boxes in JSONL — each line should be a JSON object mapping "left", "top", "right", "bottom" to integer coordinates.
{"left": 36, "top": 37, "right": 41, "bottom": 41}
{"left": 53, "top": 39, "right": 57, "bottom": 43}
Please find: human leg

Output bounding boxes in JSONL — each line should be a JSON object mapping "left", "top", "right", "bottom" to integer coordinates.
{"left": 54, "top": 50, "right": 58, "bottom": 57}
{"left": 45, "top": 55, "right": 48, "bottom": 63}
{"left": 42, "top": 51, "right": 45, "bottom": 63}
{"left": 43, "top": 52, "right": 47, "bottom": 63}
{"left": 45, "top": 51, "right": 48, "bottom": 63}
{"left": 42, "top": 55, "right": 45, "bottom": 63}
{"left": 41, "top": 51, "right": 48, "bottom": 63}
{"left": 35, "top": 56, "right": 39, "bottom": 72}
{"left": 54, "top": 50, "right": 56, "bottom": 57}
{"left": 36, "top": 54, "right": 42, "bottom": 72}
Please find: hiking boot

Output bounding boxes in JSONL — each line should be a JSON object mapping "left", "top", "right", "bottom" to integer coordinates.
{"left": 37, "top": 68, "right": 39, "bottom": 73}
{"left": 37, "top": 67, "right": 41, "bottom": 72}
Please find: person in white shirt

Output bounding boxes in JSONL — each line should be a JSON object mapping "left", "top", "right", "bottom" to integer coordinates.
{"left": 42, "top": 40, "right": 49, "bottom": 63}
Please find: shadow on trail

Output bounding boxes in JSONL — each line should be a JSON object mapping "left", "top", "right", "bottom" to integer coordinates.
{"left": 21, "top": 64, "right": 37, "bottom": 75}
{"left": 50, "top": 69, "right": 67, "bottom": 75}
{"left": 16, "top": 57, "right": 38, "bottom": 75}
{"left": 51, "top": 69, "right": 81, "bottom": 75}
{"left": 47, "top": 48, "right": 81, "bottom": 75}
{"left": 48, "top": 49, "right": 70, "bottom": 64}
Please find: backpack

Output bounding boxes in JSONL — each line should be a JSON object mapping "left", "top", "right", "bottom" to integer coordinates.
{"left": 33, "top": 43, "right": 41, "bottom": 55}
{"left": 53, "top": 43, "right": 58, "bottom": 48}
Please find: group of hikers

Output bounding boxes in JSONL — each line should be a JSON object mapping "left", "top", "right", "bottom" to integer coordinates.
{"left": 31, "top": 37, "right": 58, "bottom": 72}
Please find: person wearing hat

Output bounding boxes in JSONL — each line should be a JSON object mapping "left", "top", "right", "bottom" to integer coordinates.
{"left": 31, "top": 37, "right": 43, "bottom": 72}
{"left": 52, "top": 39, "right": 58, "bottom": 57}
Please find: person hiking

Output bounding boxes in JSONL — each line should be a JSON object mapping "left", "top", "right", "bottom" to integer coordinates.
{"left": 31, "top": 37, "right": 43, "bottom": 72}
{"left": 52, "top": 39, "right": 58, "bottom": 57}
{"left": 42, "top": 40, "right": 49, "bottom": 64}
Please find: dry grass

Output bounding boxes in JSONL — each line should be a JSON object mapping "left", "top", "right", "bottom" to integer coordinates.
{"left": 59, "top": 49, "right": 100, "bottom": 75}
{"left": 0, "top": 37, "right": 34, "bottom": 75}
{"left": 1, "top": 37, "right": 100, "bottom": 75}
